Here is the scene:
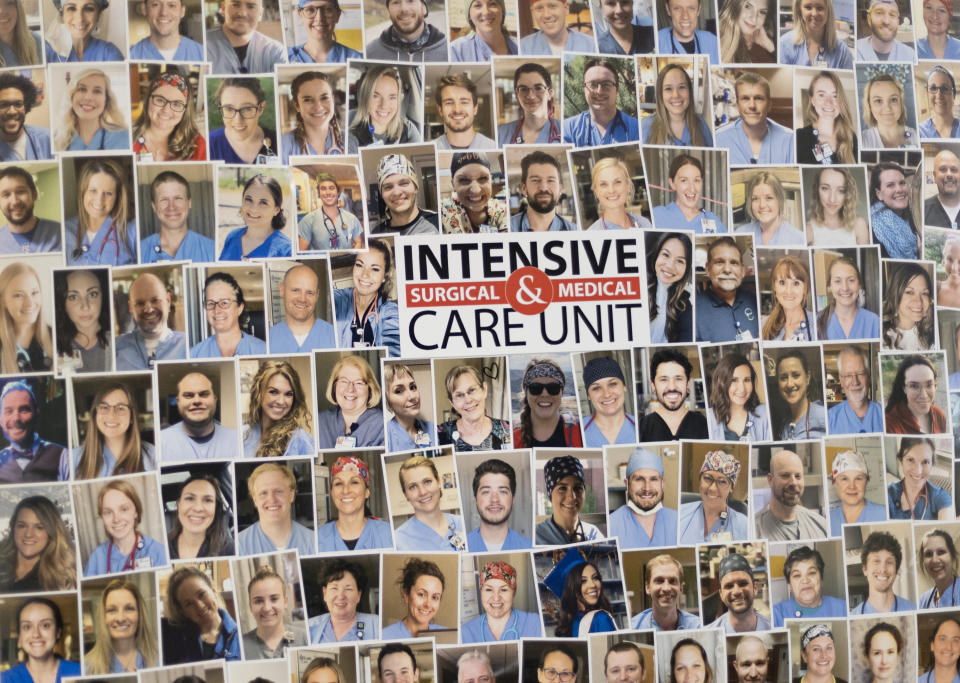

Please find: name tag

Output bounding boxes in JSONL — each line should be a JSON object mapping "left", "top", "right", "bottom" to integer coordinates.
{"left": 709, "top": 531, "right": 733, "bottom": 542}
{"left": 135, "top": 557, "right": 153, "bottom": 568}
{"left": 336, "top": 435, "right": 357, "bottom": 448}
{"left": 701, "top": 219, "right": 717, "bottom": 234}
{"left": 737, "top": 329, "right": 754, "bottom": 341}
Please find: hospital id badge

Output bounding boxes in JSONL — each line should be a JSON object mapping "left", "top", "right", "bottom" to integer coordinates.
{"left": 135, "top": 557, "right": 153, "bottom": 568}
{"left": 738, "top": 329, "right": 754, "bottom": 341}
{"left": 702, "top": 219, "right": 717, "bottom": 234}
{"left": 256, "top": 153, "right": 281, "bottom": 166}
{"left": 709, "top": 531, "right": 733, "bottom": 542}
{"left": 336, "top": 435, "right": 357, "bottom": 448}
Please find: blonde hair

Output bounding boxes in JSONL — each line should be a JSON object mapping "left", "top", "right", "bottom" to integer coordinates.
{"left": 809, "top": 167, "right": 858, "bottom": 230}
{"left": 84, "top": 580, "right": 158, "bottom": 674}
{"left": 862, "top": 73, "right": 907, "bottom": 128}
{"left": 444, "top": 364, "right": 484, "bottom": 400}
{"left": 803, "top": 71, "right": 856, "bottom": 164}
{"left": 247, "top": 462, "right": 297, "bottom": 494}
{"left": 590, "top": 157, "right": 635, "bottom": 214}
{"left": 399, "top": 454, "right": 440, "bottom": 489}
{"left": 246, "top": 360, "right": 313, "bottom": 458}
{"left": 791, "top": 0, "right": 836, "bottom": 48}
{"left": 0, "top": 3, "right": 40, "bottom": 67}
{"left": 743, "top": 171, "right": 784, "bottom": 222}
{"left": 720, "top": 0, "right": 773, "bottom": 62}
{"left": 0, "top": 262, "right": 53, "bottom": 373}
{"left": 351, "top": 66, "right": 405, "bottom": 141}
{"left": 57, "top": 68, "right": 127, "bottom": 150}
{"left": 72, "top": 159, "right": 131, "bottom": 261}
{"left": 324, "top": 355, "right": 382, "bottom": 409}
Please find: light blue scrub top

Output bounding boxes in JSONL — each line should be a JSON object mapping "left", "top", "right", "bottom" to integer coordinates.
{"left": 237, "top": 520, "right": 316, "bottom": 556}
{"left": 140, "top": 230, "right": 215, "bottom": 263}
{"left": 656, "top": 27, "right": 719, "bottom": 62}
{"left": 465, "top": 526, "right": 533, "bottom": 552}
{"left": 581, "top": 413, "right": 636, "bottom": 447}
{"left": 450, "top": 32, "right": 518, "bottom": 61}
{"left": 83, "top": 535, "right": 167, "bottom": 576}
{"left": 825, "top": 308, "right": 880, "bottom": 340}
{"left": 190, "top": 331, "right": 267, "bottom": 358}
{"left": 159, "top": 422, "right": 239, "bottom": 462}
{"left": 827, "top": 401, "right": 884, "bottom": 435}
{"left": 778, "top": 30, "right": 854, "bottom": 68}
{"left": 394, "top": 513, "right": 465, "bottom": 551}
{"left": 918, "top": 36, "right": 960, "bottom": 58}
{"left": 0, "top": 125, "right": 52, "bottom": 161}
{"left": 828, "top": 501, "right": 888, "bottom": 536}
{"left": 640, "top": 114, "right": 713, "bottom": 146}
{"left": 855, "top": 37, "right": 915, "bottom": 60}
{"left": 64, "top": 216, "right": 137, "bottom": 266}
{"left": 287, "top": 42, "right": 362, "bottom": 63}
{"left": 0, "top": 218, "right": 61, "bottom": 255}
{"left": 653, "top": 202, "right": 727, "bottom": 233}
{"left": 772, "top": 595, "right": 847, "bottom": 627}
{"left": 308, "top": 612, "right": 379, "bottom": 643}
{"left": 130, "top": 36, "right": 205, "bottom": 60}
{"left": 919, "top": 577, "right": 960, "bottom": 609}
{"left": 607, "top": 504, "right": 677, "bottom": 548}
{"left": 678, "top": 501, "right": 749, "bottom": 544}
{"left": 519, "top": 29, "right": 596, "bottom": 54}
{"left": 714, "top": 118, "right": 796, "bottom": 164}
{"left": 243, "top": 424, "right": 315, "bottom": 458}
{"left": 316, "top": 517, "right": 394, "bottom": 552}
{"left": 269, "top": 319, "right": 337, "bottom": 353}
{"left": 66, "top": 128, "right": 129, "bottom": 152}
{"left": 460, "top": 609, "right": 542, "bottom": 643}
{"left": 630, "top": 608, "right": 700, "bottom": 631}
{"left": 850, "top": 594, "right": 916, "bottom": 614}
{"left": 45, "top": 37, "right": 124, "bottom": 62}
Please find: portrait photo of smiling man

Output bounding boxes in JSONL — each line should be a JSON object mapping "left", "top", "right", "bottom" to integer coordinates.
{"left": 923, "top": 147, "right": 960, "bottom": 228}
{"left": 0, "top": 378, "right": 67, "bottom": 483}
{"left": 846, "top": 526, "right": 917, "bottom": 614}
{"left": 158, "top": 364, "right": 240, "bottom": 463}
{"left": 637, "top": 347, "right": 709, "bottom": 441}
{"left": 607, "top": 447, "right": 678, "bottom": 549}
{"left": 695, "top": 235, "right": 760, "bottom": 343}
{"left": 563, "top": 57, "right": 640, "bottom": 147}
{"left": 520, "top": 0, "right": 596, "bottom": 54}
{"left": 365, "top": 150, "right": 440, "bottom": 236}
{"left": 753, "top": 445, "right": 829, "bottom": 541}
{"left": 130, "top": 0, "right": 206, "bottom": 60}
{"left": 856, "top": 0, "right": 915, "bottom": 60}
{"left": 206, "top": 0, "right": 286, "bottom": 74}
{"left": 0, "top": 72, "right": 52, "bottom": 162}
{"left": 365, "top": 0, "right": 450, "bottom": 61}
{"left": 628, "top": 552, "right": 700, "bottom": 630}
{"left": 0, "top": 165, "right": 62, "bottom": 255}
{"left": 714, "top": 71, "right": 795, "bottom": 165}
{"left": 701, "top": 547, "right": 772, "bottom": 633}
{"left": 428, "top": 70, "right": 497, "bottom": 150}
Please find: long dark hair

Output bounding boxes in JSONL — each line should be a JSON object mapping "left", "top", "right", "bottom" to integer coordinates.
{"left": 291, "top": 71, "right": 344, "bottom": 154}
{"left": 54, "top": 269, "right": 111, "bottom": 356}
{"left": 708, "top": 352, "right": 761, "bottom": 427}
{"left": 882, "top": 262, "right": 934, "bottom": 349}
{"left": 166, "top": 474, "right": 232, "bottom": 557}
{"left": 242, "top": 174, "right": 286, "bottom": 230}
{"left": 555, "top": 562, "right": 612, "bottom": 637}
{"left": 646, "top": 232, "right": 692, "bottom": 342}
{"left": 771, "top": 349, "right": 813, "bottom": 436}
{"left": 885, "top": 354, "right": 938, "bottom": 412}
{"left": 869, "top": 162, "right": 920, "bottom": 256}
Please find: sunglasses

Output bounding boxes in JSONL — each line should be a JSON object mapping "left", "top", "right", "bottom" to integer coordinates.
{"left": 527, "top": 382, "right": 562, "bottom": 396}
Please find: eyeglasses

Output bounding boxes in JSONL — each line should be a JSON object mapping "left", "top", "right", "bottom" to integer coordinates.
{"left": 0, "top": 100, "right": 25, "bottom": 112}
{"left": 151, "top": 94, "right": 187, "bottom": 113}
{"left": 905, "top": 381, "right": 936, "bottom": 393}
{"left": 516, "top": 84, "right": 549, "bottom": 97}
{"left": 701, "top": 473, "right": 731, "bottom": 490}
{"left": 584, "top": 80, "right": 617, "bottom": 92}
{"left": 336, "top": 379, "right": 368, "bottom": 392}
{"left": 928, "top": 85, "right": 955, "bottom": 95}
{"left": 219, "top": 104, "right": 260, "bottom": 119}
{"left": 299, "top": 4, "right": 339, "bottom": 17}
{"left": 204, "top": 298, "right": 237, "bottom": 310}
{"left": 540, "top": 669, "right": 576, "bottom": 682}
{"left": 97, "top": 402, "right": 131, "bottom": 417}
{"left": 528, "top": 382, "right": 562, "bottom": 396}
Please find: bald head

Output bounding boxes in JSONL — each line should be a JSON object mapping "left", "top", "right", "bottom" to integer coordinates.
{"left": 281, "top": 265, "right": 320, "bottom": 326}
{"left": 175, "top": 372, "right": 218, "bottom": 433}
{"left": 128, "top": 273, "right": 171, "bottom": 337}
{"left": 768, "top": 449, "right": 804, "bottom": 511}
{"left": 734, "top": 637, "right": 768, "bottom": 683}
{"left": 934, "top": 149, "right": 960, "bottom": 202}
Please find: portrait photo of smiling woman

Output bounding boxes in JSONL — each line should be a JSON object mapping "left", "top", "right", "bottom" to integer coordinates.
{"left": 763, "top": 345, "right": 827, "bottom": 440}
{"left": 81, "top": 575, "right": 159, "bottom": 674}
{"left": 0, "top": 489, "right": 77, "bottom": 593}
{"left": 385, "top": 452, "right": 466, "bottom": 552}
{"left": 233, "top": 553, "right": 308, "bottom": 659}
{"left": 380, "top": 553, "right": 459, "bottom": 644}
{"left": 50, "top": 65, "right": 130, "bottom": 153}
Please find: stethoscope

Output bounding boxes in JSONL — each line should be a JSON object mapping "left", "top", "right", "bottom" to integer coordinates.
{"left": 921, "top": 576, "right": 960, "bottom": 609}
{"left": 351, "top": 292, "right": 378, "bottom": 346}
{"left": 788, "top": 313, "right": 813, "bottom": 342}
{"left": 509, "top": 116, "right": 562, "bottom": 144}
{"left": 679, "top": 502, "right": 730, "bottom": 541}
{"left": 480, "top": 610, "right": 520, "bottom": 642}
{"left": 668, "top": 30, "right": 701, "bottom": 54}
{"left": 81, "top": 219, "right": 120, "bottom": 262}
{"left": 106, "top": 532, "right": 143, "bottom": 571}
{"left": 321, "top": 208, "right": 344, "bottom": 248}
{"left": 900, "top": 481, "right": 929, "bottom": 520}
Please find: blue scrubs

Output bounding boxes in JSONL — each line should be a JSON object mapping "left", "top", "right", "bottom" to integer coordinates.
{"left": 828, "top": 401, "right": 884, "bottom": 434}
{"left": 316, "top": 518, "right": 393, "bottom": 552}
{"left": 563, "top": 110, "right": 640, "bottom": 146}
{"left": 735, "top": 220, "right": 805, "bottom": 246}
{"left": 84, "top": 535, "right": 167, "bottom": 576}
{"left": 630, "top": 608, "right": 699, "bottom": 631}
{"left": 520, "top": 29, "right": 596, "bottom": 54}
{"left": 607, "top": 505, "right": 677, "bottom": 548}
{"left": 394, "top": 513, "right": 465, "bottom": 551}
{"left": 918, "top": 36, "right": 960, "bottom": 58}
{"left": 656, "top": 27, "right": 719, "bottom": 62}
{"left": 826, "top": 308, "right": 880, "bottom": 340}
{"left": 918, "top": 117, "right": 960, "bottom": 139}
{"left": 1, "top": 661, "right": 81, "bottom": 683}
{"left": 298, "top": 209, "right": 363, "bottom": 251}
{"left": 855, "top": 38, "right": 915, "bottom": 60}
{"left": 159, "top": 422, "right": 239, "bottom": 462}
{"left": 333, "top": 288, "right": 401, "bottom": 357}
{"left": 461, "top": 609, "right": 541, "bottom": 643}
{"left": 497, "top": 119, "right": 563, "bottom": 145}
{"left": 45, "top": 38, "right": 124, "bottom": 62}
{"left": 104, "top": 652, "right": 144, "bottom": 674}
{"left": 65, "top": 128, "right": 129, "bottom": 151}
{"left": 140, "top": 230, "right": 215, "bottom": 263}
{"left": 115, "top": 329, "right": 187, "bottom": 370}
{"left": 510, "top": 212, "right": 577, "bottom": 232}
{"left": 640, "top": 114, "right": 713, "bottom": 145}
{"left": 280, "top": 129, "right": 343, "bottom": 164}
{"left": 219, "top": 228, "right": 291, "bottom": 260}
{"left": 450, "top": 32, "right": 518, "bottom": 60}
{"left": 386, "top": 416, "right": 435, "bottom": 452}
{"left": 237, "top": 520, "right": 316, "bottom": 556}
{"left": 778, "top": 30, "right": 854, "bottom": 68}
{"left": 919, "top": 577, "right": 960, "bottom": 609}
{"left": 0, "top": 32, "right": 42, "bottom": 67}
{"left": 288, "top": 42, "right": 362, "bottom": 63}
{"left": 62, "top": 443, "right": 155, "bottom": 480}
{"left": 381, "top": 621, "right": 445, "bottom": 639}
{"left": 308, "top": 612, "right": 379, "bottom": 643}
{"left": 780, "top": 401, "right": 827, "bottom": 440}
{"left": 714, "top": 118, "right": 796, "bottom": 163}
{"left": 829, "top": 501, "right": 887, "bottom": 536}
{"left": 887, "top": 480, "right": 952, "bottom": 520}
{"left": 190, "top": 331, "right": 267, "bottom": 358}
{"left": 772, "top": 595, "right": 847, "bottom": 626}
{"left": 64, "top": 217, "right": 137, "bottom": 266}
{"left": 316, "top": 407, "right": 385, "bottom": 449}
{"left": 0, "top": 218, "right": 62, "bottom": 254}
{"left": 850, "top": 594, "right": 916, "bottom": 614}
{"left": 269, "top": 319, "right": 337, "bottom": 353}
{"left": 206, "top": 28, "right": 285, "bottom": 74}
{"left": 243, "top": 424, "right": 314, "bottom": 458}
{"left": 130, "top": 36, "right": 205, "bottom": 60}
{"left": 466, "top": 526, "right": 533, "bottom": 552}
{"left": 678, "top": 501, "right": 749, "bottom": 543}
{"left": 0, "top": 126, "right": 52, "bottom": 161}
{"left": 581, "top": 413, "right": 636, "bottom": 447}
{"left": 653, "top": 202, "right": 726, "bottom": 234}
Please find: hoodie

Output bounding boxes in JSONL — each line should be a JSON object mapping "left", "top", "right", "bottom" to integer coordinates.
{"left": 365, "top": 22, "right": 449, "bottom": 61}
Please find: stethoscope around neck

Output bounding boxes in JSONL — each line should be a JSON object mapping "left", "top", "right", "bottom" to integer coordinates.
{"left": 669, "top": 30, "right": 701, "bottom": 54}
{"left": 480, "top": 609, "right": 520, "bottom": 642}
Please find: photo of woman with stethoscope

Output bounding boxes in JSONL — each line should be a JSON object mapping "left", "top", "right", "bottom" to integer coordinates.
{"left": 461, "top": 559, "right": 542, "bottom": 643}
{"left": 917, "top": 528, "right": 960, "bottom": 609}
{"left": 63, "top": 158, "right": 137, "bottom": 267}
{"left": 761, "top": 253, "right": 816, "bottom": 342}
{"left": 766, "top": 346, "right": 827, "bottom": 440}
{"left": 919, "top": 616, "right": 960, "bottom": 683}
{"left": 495, "top": 62, "right": 563, "bottom": 145}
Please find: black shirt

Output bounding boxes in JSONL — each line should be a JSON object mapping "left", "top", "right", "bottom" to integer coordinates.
{"left": 639, "top": 410, "right": 708, "bottom": 442}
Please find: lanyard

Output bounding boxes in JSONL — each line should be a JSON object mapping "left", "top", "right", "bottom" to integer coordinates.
{"left": 670, "top": 30, "right": 700, "bottom": 54}
{"left": 481, "top": 609, "right": 520, "bottom": 642}
{"left": 509, "top": 117, "right": 562, "bottom": 144}
{"left": 322, "top": 209, "right": 343, "bottom": 248}
{"left": 352, "top": 293, "right": 378, "bottom": 346}
{"left": 94, "top": 220, "right": 120, "bottom": 262}
{"left": 106, "top": 532, "right": 141, "bottom": 571}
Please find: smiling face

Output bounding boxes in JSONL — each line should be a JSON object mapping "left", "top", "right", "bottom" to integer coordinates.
{"left": 318, "top": 180, "right": 339, "bottom": 208}
{"left": 904, "top": 363, "right": 936, "bottom": 417}
{"left": 655, "top": 238, "right": 687, "bottom": 287}
{"left": 387, "top": 370, "right": 421, "bottom": 419}
{"left": 788, "top": 558, "right": 822, "bottom": 607}
{"left": 587, "top": 376, "right": 626, "bottom": 417}
{"left": 934, "top": 151, "right": 960, "bottom": 200}
{"left": 550, "top": 473, "right": 585, "bottom": 522}
{"left": 219, "top": 86, "right": 262, "bottom": 138}
{"left": 583, "top": 65, "right": 618, "bottom": 119}
{"left": 281, "top": 266, "right": 319, "bottom": 325}
{"left": 800, "top": 0, "right": 827, "bottom": 34}
{"left": 0, "top": 86, "right": 27, "bottom": 143}
{"left": 1, "top": 389, "right": 34, "bottom": 444}
{"left": 594, "top": 166, "right": 630, "bottom": 214}
{"left": 867, "top": 2, "right": 899, "bottom": 42}
{"left": 333, "top": 362, "right": 370, "bottom": 414}
{"left": 660, "top": 67, "right": 691, "bottom": 121}
{"left": 330, "top": 466, "right": 368, "bottom": 517}
{"left": 525, "top": 376, "right": 562, "bottom": 421}
{"left": 72, "top": 74, "right": 108, "bottom": 123}
{"left": 177, "top": 479, "right": 217, "bottom": 537}
{"left": 626, "top": 468, "right": 663, "bottom": 511}
{"left": 176, "top": 374, "right": 217, "bottom": 429}
{"left": 151, "top": 180, "right": 191, "bottom": 232}
{"left": 295, "top": 78, "right": 335, "bottom": 131}
{"left": 531, "top": 0, "right": 569, "bottom": 38}
{"left": 104, "top": 588, "right": 139, "bottom": 644}
{"left": 923, "top": 534, "right": 955, "bottom": 584}
{"left": 175, "top": 576, "right": 219, "bottom": 627}
{"left": 828, "top": 261, "right": 860, "bottom": 310}
{"left": 251, "top": 470, "right": 296, "bottom": 524}
{"left": 736, "top": 83, "right": 770, "bottom": 127}
{"left": 523, "top": 163, "right": 562, "bottom": 215}
{"left": 249, "top": 576, "right": 288, "bottom": 630}
{"left": 402, "top": 465, "right": 441, "bottom": 515}
{"left": 475, "top": 472, "right": 514, "bottom": 525}
{"left": 803, "top": 636, "right": 836, "bottom": 677}
{"left": 666, "top": 0, "right": 700, "bottom": 40}
{"left": 18, "top": 602, "right": 59, "bottom": 661}
{"left": 931, "top": 620, "right": 960, "bottom": 668}
{"left": 453, "top": 163, "right": 493, "bottom": 215}
{"left": 322, "top": 571, "right": 361, "bottom": 620}
{"left": 298, "top": 0, "right": 340, "bottom": 40}
{"left": 928, "top": 71, "right": 955, "bottom": 117}
{"left": 645, "top": 562, "right": 682, "bottom": 608}
{"left": 13, "top": 507, "right": 49, "bottom": 561}
{"left": 868, "top": 81, "right": 902, "bottom": 127}
{"left": 945, "top": 241, "right": 960, "bottom": 284}
{"left": 769, "top": 450, "right": 805, "bottom": 508}
{"left": 750, "top": 182, "right": 780, "bottom": 228}
{"left": 369, "top": 74, "right": 399, "bottom": 133}
{"left": 900, "top": 441, "right": 933, "bottom": 488}
{"left": 734, "top": 640, "right": 768, "bottom": 683}
{"left": 469, "top": 0, "right": 503, "bottom": 35}
{"left": 353, "top": 249, "right": 386, "bottom": 298}
{"left": 719, "top": 570, "right": 756, "bottom": 615}
{"left": 515, "top": 71, "right": 552, "bottom": 118}
{"left": 833, "top": 469, "right": 867, "bottom": 507}
{"left": 82, "top": 172, "right": 118, "bottom": 225}
{"left": 673, "top": 645, "right": 706, "bottom": 683}
{"left": 147, "top": 83, "right": 187, "bottom": 133}
{"left": 876, "top": 169, "right": 909, "bottom": 210}
{"left": 480, "top": 577, "right": 515, "bottom": 619}
{"left": 100, "top": 488, "right": 138, "bottom": 545}
{"left": 0, "top": 0, "right": 18, "bottom": 41}
{"left": 578, "top": 563, "right": 602, "bottom": 609}
{"left": 241, "top": 181, "right": 281, "bottom": 232}
{"left": 810, "top": 74, "right": 840, "bottom": 122}
{"left": 868, "top": 631, "right": 899, "bottom": 683}
{"left": 727, "top": 363, "right": 753, "bottom": 407}
{"left": 652, "top": 360, "right": 690, "bottom": 411}
{"left": 896, "top": 274, "right": 931, "bottom": 328}
{"left": 95, "top": 389, "right": 132, "bottom": 442}
{"left": 700, "top": 469, "right": 732, "bottom": 513}
{"left": 924, "top": 0, "right": 951, "bottom": 35}
{"left": 601, "top": 0, "right": 633, "bottom": 30}
{"left": 670, "top": 162, "right": 703, "bottom": 212}
{"left": 777, "top": 357, "right": 810, "bottom": 408}
{"left": 387, "top": 0, "right": 427, "bottom": 38}
{"left": 606, "top": 649, "right": 642, "bottom": 683}
{"left": 260, "top": 372, "right": 294, "bottom": 425}
{"left": 450, "top": 372, "right": 487, "bottom": 421}
{"left": 862, "top": 549, "right": 898, "bottom": 593}
{"left": 817, "top": 168, "right": 848, "bottom": 218}
{"left": 381, "top": 174, "right": 417, "bottom": 216}
{"left": 403, "top": 574, "right": 443, "bottom": 629}
{"left": 60, "top": 0, "right": 100, "bottom": 42}
{"left": 4, "top": 271, "right": 41, "bottom": 328}
{"left": 204, "top": 280, "right": 243, "bottom": 335}
{"left": 737, "top": 0, "right": 768, "bottom": 41}
{"left": 0, "top": 174, "right": 36, "bottom": 227}
{"left": 143, "top": 0, "right": 185, "bottom": 38}
{"left": 772, "top": 267, "right": 805, "bottom": 318}
{"left": 220, "top": 0, "right": 262, "bottom": 38}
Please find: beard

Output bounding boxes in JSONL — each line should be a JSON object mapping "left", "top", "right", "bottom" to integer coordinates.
{"left": 527, "top": 193, "right": 558, "bottom": 214}
{"left": 629, "top": 489, "right": 663, "bottom": 511}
